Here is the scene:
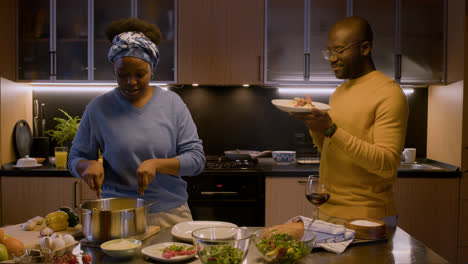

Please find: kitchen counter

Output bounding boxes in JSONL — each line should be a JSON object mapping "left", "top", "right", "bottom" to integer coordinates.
{"left": 0, "top": 158, "right": 459, "bottom": 178}
{"left": 258, "top": 158, "right": 460, "bottom": 178}
{"left": 73, "top": 226, "right": 448, "bottom": 264}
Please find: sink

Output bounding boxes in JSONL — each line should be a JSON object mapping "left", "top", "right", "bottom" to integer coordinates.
{"left": 398, "top": 163, "right": 443, "bottom": 171}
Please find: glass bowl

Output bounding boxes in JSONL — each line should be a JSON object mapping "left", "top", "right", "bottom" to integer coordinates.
{"left": 252, "top": 228, "right": 316, "bottom": 264}
{"left": 192, "top": 227, "right": 251, "bottom": 264}
{"left": 100, "top": 238, "right": 142, "bottom": 258}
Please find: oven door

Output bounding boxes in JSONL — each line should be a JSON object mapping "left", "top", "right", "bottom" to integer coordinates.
{"left": 183, "top": 172, "right": 265, "bottom": 227}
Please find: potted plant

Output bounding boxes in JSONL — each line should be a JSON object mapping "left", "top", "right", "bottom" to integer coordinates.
{"left": 45, "top": 109, "right": 81, "bottom": 147}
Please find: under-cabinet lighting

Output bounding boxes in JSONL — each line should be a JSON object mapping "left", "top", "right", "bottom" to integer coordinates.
{"left": 192, "top": 83, "right": 199, "bottom": 87}
{"left": 278, "top": 88, "right": 414, "bottom": 95}
{"left": 29, "top": 82, "right": 168, "bottom": 92}
{"left": 242, "top": 84, "right": 250, "bottom": 87}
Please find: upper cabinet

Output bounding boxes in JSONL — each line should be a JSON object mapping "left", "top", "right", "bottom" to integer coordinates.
{"left": 17, "top": 0, "right": 176, "bottom": 83}
{"left": 177, "top": 0, "right": 264, "bottom": 85}
{"left": 264, "top": 0, "right": 446, "bottom": 85}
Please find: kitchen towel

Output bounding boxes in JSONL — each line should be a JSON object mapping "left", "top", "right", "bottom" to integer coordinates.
{"left": 289, "top": 216, "right": 355, "bottom": 254}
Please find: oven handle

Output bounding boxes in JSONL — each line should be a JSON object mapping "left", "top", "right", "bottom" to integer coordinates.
{"left": 201, "top": 191, "right": 238, "bottom": 195}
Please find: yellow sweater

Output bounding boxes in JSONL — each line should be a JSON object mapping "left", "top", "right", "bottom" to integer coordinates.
{"left": 311, "top": 70, "right": 409, "bottom": 219}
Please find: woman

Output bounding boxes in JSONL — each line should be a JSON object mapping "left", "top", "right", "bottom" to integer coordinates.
{"left": 68, "top": 18, "right": 205, "bottom": 228}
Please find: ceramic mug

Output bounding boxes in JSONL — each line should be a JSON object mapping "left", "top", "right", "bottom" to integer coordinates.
{"left": 402, "top": 148, "right": 416, "bottom": 163}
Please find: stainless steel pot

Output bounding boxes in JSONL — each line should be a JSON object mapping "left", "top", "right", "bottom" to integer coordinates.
{"left": 81, "top": 198, "right": 156, "bottom": 242}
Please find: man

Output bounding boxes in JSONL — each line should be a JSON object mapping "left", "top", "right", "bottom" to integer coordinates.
{"left": 291, "top": 16, "right": 409, "bottom": 227}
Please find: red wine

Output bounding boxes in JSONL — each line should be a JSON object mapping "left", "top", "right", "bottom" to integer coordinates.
{"left": 306, "top": 193, "right": 331, "bottom": 206}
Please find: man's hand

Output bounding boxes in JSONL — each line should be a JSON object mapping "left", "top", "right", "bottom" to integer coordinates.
{"left": 137, "top": 159, "right": 158, "bottom": 195}
{"left": 290, "top": 108, "right": 333, "bottom": 134}
{"left": 80, "top": 160, "right": 104, "bottom": 198}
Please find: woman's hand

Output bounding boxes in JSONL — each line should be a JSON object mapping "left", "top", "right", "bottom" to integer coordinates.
{"left": 290, "top": 108, "right": 333, "bottom": 134}
{"left": 78, "top": 160, "right": 104, "bottom": 198}
{"left": 137, "top": 159, "right": 158, "bottom": 195}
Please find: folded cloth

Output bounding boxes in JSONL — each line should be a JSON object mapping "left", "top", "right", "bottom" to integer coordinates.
{"left": 288, "top": 216, "right": 355, "bottom": 254}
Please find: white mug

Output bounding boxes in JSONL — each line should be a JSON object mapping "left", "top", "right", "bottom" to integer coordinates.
{"left": 402, "top": 148, "right": 416, "bottom": 163}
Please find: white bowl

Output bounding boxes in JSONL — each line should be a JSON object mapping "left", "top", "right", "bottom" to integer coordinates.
{"left": 100, "top": 238, "right": 142, "bottom": 258}
{"left": 272, "top": 151, "right": 296, "bottom": 165}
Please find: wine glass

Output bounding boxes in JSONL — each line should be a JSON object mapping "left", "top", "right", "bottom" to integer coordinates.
{"left": 305, "top": 175, "right": 330, "bottom": 222}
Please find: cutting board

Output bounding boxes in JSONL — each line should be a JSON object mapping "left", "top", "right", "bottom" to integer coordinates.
{"left": 2, "top": 223, "right": 82, "bottom": 249}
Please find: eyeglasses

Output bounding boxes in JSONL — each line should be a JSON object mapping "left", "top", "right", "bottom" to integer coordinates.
{"left": 321, "top": 40, "right": 363, "bottom": 61}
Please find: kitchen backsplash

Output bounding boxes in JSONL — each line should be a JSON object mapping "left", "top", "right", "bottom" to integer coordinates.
{"left": 33, "top": 86, "right": 427, "bottom": 157}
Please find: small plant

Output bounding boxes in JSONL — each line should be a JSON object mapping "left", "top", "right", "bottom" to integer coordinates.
{"left": 45, "top": 109, "right": 81, "bottom": 147}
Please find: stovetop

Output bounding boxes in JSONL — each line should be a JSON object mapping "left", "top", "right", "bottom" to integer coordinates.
{"left": 204, "top": 156, "right": 260, "bottom": 171}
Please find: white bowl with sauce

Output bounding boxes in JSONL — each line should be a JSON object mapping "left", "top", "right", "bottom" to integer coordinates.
{"left": 100, "top": 238, "right": 142, "bottom": 258}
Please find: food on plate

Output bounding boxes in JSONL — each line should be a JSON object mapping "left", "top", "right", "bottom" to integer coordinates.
{"left": 199, "top": 244, "right": 244, "bottom": 264}
{"left": 46, "top": 211, "right": 69, "bottom": 231}
{"left": 255, "top": 231, "right": 311, "bottom": 263}
{"left": 2, "top": 236, "right": 26, "bottom": 260}
{"left": 58, "top": 206, "right": 80, "bottom": 227}
{"left": 160, "top": 244, "right": 196, "bottom": 259}
{"left": 82, "top": 253, "right": 92, "bottom": 264}
{"left": 48, "top": 252, "right": 78, "bottom": 264}
{"left": 289, "top": 95, "right": 315, "bottom": 109}
{"left": 40, "top": 227, "right": 55, "bottom": 237}
{"left": 104, "top": 239, "right": 140, "bottom": 250}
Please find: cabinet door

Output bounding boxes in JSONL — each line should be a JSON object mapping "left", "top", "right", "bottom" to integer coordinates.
{"left": 55, "top": 1, "right": 88, "bottom": 80}
{"left": 17, "top": 0, "right": 51, "bottom": 80}
{"left": 178, "top": 0, "right": 227, "bottom": 84}
{"left": 265, "top": 177, "right": 314, "bottom": 226}
{"left": 353, "top": 0, "right": 396, "bottom": 79}
{"left": 1, "top": 177, "right": 80, "bottom": 225}
{"left": 400, "top": 0, "right": 445, "bottom": 83}
{"left": 138, "top": 0, "right": 176, "bottom": 82}
{"left": 93, "top": 0, "right": 133, "bottom": 81}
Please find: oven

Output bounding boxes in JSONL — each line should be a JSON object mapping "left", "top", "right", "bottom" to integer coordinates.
{"left": 182, "top": 156, "right": 265, "bottom": 227}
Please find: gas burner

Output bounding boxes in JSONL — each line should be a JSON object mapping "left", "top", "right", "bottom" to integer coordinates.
{"left": 204, "top": 156, "right": 259, "bottom": 170}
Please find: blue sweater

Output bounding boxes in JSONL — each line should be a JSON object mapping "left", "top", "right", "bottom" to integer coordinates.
{"left": 68, "top": 87, "right": 205, "bottom": 213}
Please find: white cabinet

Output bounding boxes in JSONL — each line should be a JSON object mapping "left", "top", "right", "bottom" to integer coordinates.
{"left": 265, "top": 177, "right": 315, "bottom": 226}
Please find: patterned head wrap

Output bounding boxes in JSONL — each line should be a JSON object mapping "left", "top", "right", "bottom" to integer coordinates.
{"left": 108, "top": 31, "right": 160, "bottom": 68}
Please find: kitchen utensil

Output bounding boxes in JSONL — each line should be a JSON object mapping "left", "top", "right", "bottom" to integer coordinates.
{"left": 402, "top": 148, "right": 416, "bottom": 163}
{"left": 224, "top": 150, "right": 259, "bottom": 160}
{"left": 81, "top": 198, "right": 157, "bottom": 242}
{"left": 141, "top": 242, "right": 196, "bottom": 262}
{"left": 252, "top": 228, "right": 315, "bottom": 263}
{"left": 271, "top": 99, "right": 331, "bottom": 113}
{"left": 249, "top": 150, "right": 272, "bottom": 159}
{"left": 13, "top": 120, "right": 33, "bottom": 159}
{"left": 272, "top": 150, "right": 296, "bottom": 165}
{"left": 171, "top": 221, "right": 238, "bottom": 242}
{"left": 100, "top": 238, "right": 142, "bottom": 258}
{"left": 192, "top": 227, "right": 251, "bottom": 264}
{"left": 41, "top": 103, "right": 46, "bottom": 136}
{"left": 344, "top": 218, "right": 386, "bottom": 240}
{"left": 33, "top": 100, "right": 39, "bottom": 137}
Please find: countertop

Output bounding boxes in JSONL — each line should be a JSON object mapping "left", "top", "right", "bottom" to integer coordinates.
{"left": 258, "top": 158, "right": 460, "bottom": 178}
{"left": 73, "top": 226, "right": 448, "bottom": 264}
{"left": 0, "top": 158, "right": 459, "bottom": 178}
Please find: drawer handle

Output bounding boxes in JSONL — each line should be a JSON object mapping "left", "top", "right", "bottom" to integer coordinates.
{"left": 297, "top": 180, "right": 307, "bottom": 184}
{"left": 201, "top": 192, "right": 238, "bottom": 195}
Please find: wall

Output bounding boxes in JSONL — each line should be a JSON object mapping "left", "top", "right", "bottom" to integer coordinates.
{"left": 33, "top": 86, "right": 427, "bottom": 157}
{"left": 0, "top": 0, "right": 16, "bottom": 80}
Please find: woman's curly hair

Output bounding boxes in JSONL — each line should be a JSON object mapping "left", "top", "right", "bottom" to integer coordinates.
{"left": 105, "top": 17, "right": 162, "bottom": 46}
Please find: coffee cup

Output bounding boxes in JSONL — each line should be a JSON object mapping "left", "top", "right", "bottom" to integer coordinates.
{"left": 402, "top": 148, "right": 416, "bottom": 163}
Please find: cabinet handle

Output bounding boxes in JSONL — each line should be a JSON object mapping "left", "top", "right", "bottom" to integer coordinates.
{"left": 257, "top": 56, "right": 261, "bottom": 81}
{"left": 201, "top": 191, "right": 238, "bottom": 195}
{"left": 297, "top": 180, "right": 307, "bottom": 184}
{"left": 304, "top": 53, "right": 310, "bottom": 79}
{"left": 395, "top": 54, "right": 401, "bottom": 82}
{"left": 74, "top": 181, "right": 78, "bottom": 208}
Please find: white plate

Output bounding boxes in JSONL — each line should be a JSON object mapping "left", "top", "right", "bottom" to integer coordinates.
{"left": 272, "top": 99, "right": 331, "bottom": 113}
{"left": 171, "top": 221, "right": 238, "bottom": 242}
{"left": 141, "top": 242, "right": 196, "bottom": 262}
{"left": 13, "top": 164, "right": 43, "bottom": 169}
